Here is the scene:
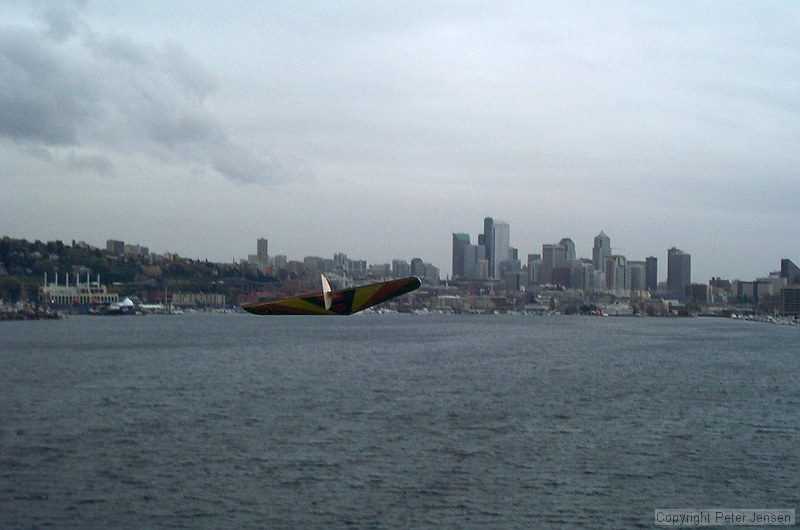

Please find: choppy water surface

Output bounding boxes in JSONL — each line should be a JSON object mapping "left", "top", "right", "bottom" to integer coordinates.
{"left": 2, "top": 314, "right": 799, "bottom": 528}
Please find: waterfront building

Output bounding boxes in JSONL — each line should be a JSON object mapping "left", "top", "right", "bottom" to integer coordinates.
{"left": 709, "top": 277, "right": 732, "bottom": 304}
{"left": 40, "top": 272, "right": 119, "bottom": 309}
{"left": 781, "top": 259, "right": 800, "bottom": 284}
{"left": 687, "top": 283, "right": 709, "bottom": 304}
{"left": 780, "top": 286, "right": 800, "bottom": 315}
{"left": 172, "top": 292, "right": 226, "bottom": 308}
{"left": 593, "top": 232, "right": 611, "bottom": 274}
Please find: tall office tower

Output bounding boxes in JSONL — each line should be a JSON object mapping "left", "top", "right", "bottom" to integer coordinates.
{"left": 452, "top": 233, "right": 471, "bottom": 278}
{"left": 484, "top": 217, "right": 510, "bottom": 279}
{"left": 493, "top": 221, "right": 510, "bottom": 279}
{"left": 483, "top": 218, "right": 494, "bottom": 277}
{"left": 463, "top": 244, "right": 486, "bottom": 279}
{"left": 571, "top": 260, "right": 594, "bottom": 291}
{"left": 593, "top": 231, "right": 611, "bottom": 273}
{"left": 257, "top": 238, "right": 269, "bottom": 265}
{"left": 410, "top": 258, "right": 426, "bottom": 278}
{"left": 606, "top": 255, "right": 627, "bottom": 291}
{"left": 541, "top": 243, "right": 566, "bottom": 284}
{"left": 645, "top": 256, "right": 658, "bottom": 292}
{"left": 559, "top": 238, "right": 576, "bottom": 262}
{"left": 667, "top": 247, "right": 692, "bottom": 296}
{"left": 627, "top": 261, "right": 646, "bottom": 292}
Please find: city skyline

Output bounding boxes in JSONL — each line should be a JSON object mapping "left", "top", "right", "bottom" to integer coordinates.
{"left": 2, "top": 3, "right": 798, "bottom": 283}
{"left": 5, "top": 227, "right": 790, "bottom": 289}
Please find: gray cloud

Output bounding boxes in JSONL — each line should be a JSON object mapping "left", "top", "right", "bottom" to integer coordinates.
{"left": 0, "top": 6, "right": 280, "bottom": 184}
{"left": 2, "top": 2, "right": 798, "bottom": 281}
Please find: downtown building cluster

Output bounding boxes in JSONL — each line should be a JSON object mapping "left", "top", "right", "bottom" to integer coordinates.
{"left": 452, "top": 218, "right": 688, "bottom": 298}
{"left": 452, "top": 217, "right": 800, "bottom": 316}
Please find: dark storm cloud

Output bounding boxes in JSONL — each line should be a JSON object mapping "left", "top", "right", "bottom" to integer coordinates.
{"left": 0, "top": 7, "right": 277, "bottom": 184}
{"left": 0, "top": 26, "right": 91, "bottom": 145}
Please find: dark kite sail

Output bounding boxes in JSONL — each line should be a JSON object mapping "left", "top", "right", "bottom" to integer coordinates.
{"left": 241, "top": 276, "right": 421, "bottom": 316}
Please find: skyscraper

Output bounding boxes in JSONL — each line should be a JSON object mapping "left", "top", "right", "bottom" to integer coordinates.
{"left": 452, "top": 233, "right": 471, "bottom": 278}
{"left": 483, "top": 217, "right": 510, "bottom": 279}
{"left": 627, "top": 260, "right": 646, "bottom": 292}
{"left": 463, "top": 244, "right": 487, "bottom": 279}
{"left": 593, "top": 231, "right": 611, "bottom": 273}
{"left": 667, "top": 247, "right": 691, "bottom": 296}
{"left": 645, "top": 256, "right": 658, "bottom": 292}
{"left": 257, "top": 238, "right": 269, "bottom": 265}
{"left": 483, "top": 217, "right": 494, "bottom": 277}
{"left": 492, "top": 221, "right": 510, "bottom": 279}
{"left": 559, "top": 238, "right": 576, "bottom": 262}
{"left": 541, "top": 243, "right": 566, "bottom": 284}
{"left": 606, "top": 255, "right": 627, "bottom": 291}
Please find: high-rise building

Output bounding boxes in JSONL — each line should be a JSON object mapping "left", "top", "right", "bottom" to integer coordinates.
{"left": 627, "top": 260, "right": 646, "bottom": 292}
{"left": 257, "top": 238, "right": 269, "bottom": 265}
{"left": 410, "top": 258, "right": 425, "bottom": 278}
{"left": 593, "top": 231, "right": 611, "bottom": 273}
{"left": 541, "top": 243, "right": 566, "bottom": 284}
{"left": 667, "top": 247, "right": 691, "bottom": 296}
{"left": 483, "top": 217, "right": 510, "bottom": 279}
{"left": 453, "top": 233, "right": 470, "bottom": 278}
{"left": 483, "top": 218, "right": 494, "bottom": 277}
{"left": 645, "top": 256, "right": 658, "bottom": 292}
{"left": 559, "top": 238, "right": 576, "bottom": 261}
{"left": 570, "top": 260, "right": 594, "bottom": 291}
{"left": 463, "top": 244, "right": 486, "bottom": 279}
{"left": 606, "top": 255, "right": 627, "bottom": 291}
{"left": 452, "top": 233, "right": 471, "bottom": 279}
{"left": 492, "top": 221, "right": 510, "bottom": 279}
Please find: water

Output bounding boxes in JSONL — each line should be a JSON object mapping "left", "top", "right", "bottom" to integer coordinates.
{"left": 1, "top": 314, "right": 799, "bottom": 528}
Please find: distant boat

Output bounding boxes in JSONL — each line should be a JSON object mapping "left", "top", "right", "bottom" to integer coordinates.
{"left": 242, "top": 275, "right": 421, "bottom": 316}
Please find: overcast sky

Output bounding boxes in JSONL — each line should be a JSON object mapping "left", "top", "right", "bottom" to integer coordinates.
{"left": 2, "top": 1, "right": 798, "bottom": 281}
